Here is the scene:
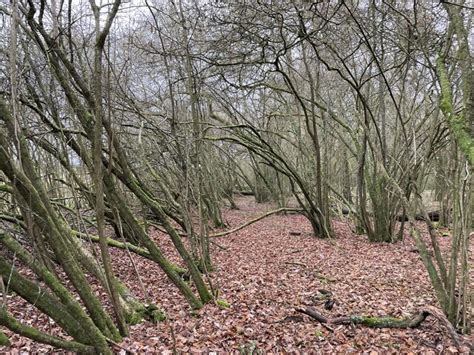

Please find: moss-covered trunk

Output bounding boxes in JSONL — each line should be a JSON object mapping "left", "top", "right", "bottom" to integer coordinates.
{"left": 0, "top": 308, "right": 95, "bottom": 353}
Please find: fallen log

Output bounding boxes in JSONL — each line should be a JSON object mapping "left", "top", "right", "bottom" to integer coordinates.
{"left": 296, "top": 305, "right": 469, "bottom": 351}
{"left": 397, "top": 211, "right": 441, "bottom": 222}
{"left": 297, "top": 307, "right": 328, "bottom": 323}
{"left": 415, "top": 211, "right": 441, "bottom": 222}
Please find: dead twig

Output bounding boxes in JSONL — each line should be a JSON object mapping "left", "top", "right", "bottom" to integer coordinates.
{"left": 284, "top": 261, "right": 307, "bottom": 268}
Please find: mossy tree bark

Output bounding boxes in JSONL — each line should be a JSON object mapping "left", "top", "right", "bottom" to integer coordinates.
{"left": 0, "top": 329, "right": 9, "bottom": 346}
{"left": 437, "top": 3, "right": 473, "bottom": 334}
{"left": 89, "top": 0, "right": 128, "bottom": 337}
{"left": 19, "top": 1, "right": 213, "bottom": 309}
{"left": 0, "top": 100, "right": 120, "bottom": 344}
{"left": 438, "top": 2, "right": 474, "bottom": 166}
{"left": 0, "top": 308, "right": 94, "bottom": 353}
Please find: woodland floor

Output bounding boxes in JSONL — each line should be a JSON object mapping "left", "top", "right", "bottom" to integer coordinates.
{"left": 1, "top": 196, "right": 472, "bottom": 353}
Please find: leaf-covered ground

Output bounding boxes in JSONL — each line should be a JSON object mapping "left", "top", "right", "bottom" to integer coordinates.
{"left": 1, "top": 196, "right": 471, "bottom": 353}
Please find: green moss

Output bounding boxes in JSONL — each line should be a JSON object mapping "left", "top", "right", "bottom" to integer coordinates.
{"left": 145, "top": 304, "right": 166, "bottom": 323}
{"left": 436, "top": 56, "right": 474, "bottom": 166}
{"left": 0, "top": 330, "right": 10, "bottom": 346}
{"left": 170, "top": 264, "right": 187, "bottom": 276}
{"left": 216, "top": 299, "right": 230, "bottom": 309}
{"left": 125, "top": 304, "right": 166, "bottom": 325}
{"left": 0, "top": 307, "right": 95, "bottom": 353}
{"left": 125, "top": 310, "right": 143, "bottom": 326}
{"left": 313, "top": 329, "right": 324, "bottom": 338}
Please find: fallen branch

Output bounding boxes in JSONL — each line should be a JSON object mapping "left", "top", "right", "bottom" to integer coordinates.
{"left": 297, "top": 307, "right": 329, "bottom": 323}
{"left": 297, "top": 306, "right": 431, "bottom": 328}
{"left": 210, "top": 207, "right": 303, "bottom": 238}
{"left": 73, "top": 230, "right": 152, "bottom": 260}
{"left": 296, "top": 305, "right": 466, "bottom": 350}
{"left": 149, "top": 207, "right": 303, "bottom": 240}
{"left": 284, "top": 261, "right": 307, "bottom": 268}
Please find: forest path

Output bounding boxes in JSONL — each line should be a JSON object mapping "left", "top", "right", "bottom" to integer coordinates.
{"left": 118, "top": 196, "right": 457, "bottom": 353}
{"left": 0, "top": 196, "right": 462, "bottom": 353}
